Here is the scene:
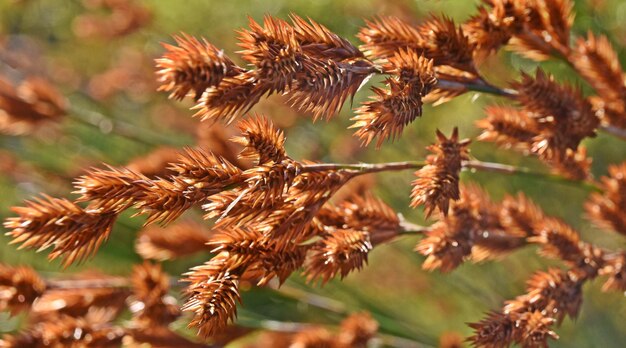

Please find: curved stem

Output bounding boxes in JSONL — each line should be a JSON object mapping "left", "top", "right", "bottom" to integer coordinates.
{"left": 301, "top": 161, "right": 426, "bottom": 174}
{"left": 463, "top": 160, "right": 601, "bottom": 192}
{"left": 599, "top": 124, "right": 626, "bottom": 141}
{"left": 436, "top": 78, "right": 517, "bottom": 98}
{"left": 301, "top": 160, "right": 599, "bottom": 191}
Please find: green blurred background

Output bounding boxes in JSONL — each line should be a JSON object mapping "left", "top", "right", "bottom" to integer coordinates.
{"left": 1, "top": 0, "right": 625, "bottom": 346}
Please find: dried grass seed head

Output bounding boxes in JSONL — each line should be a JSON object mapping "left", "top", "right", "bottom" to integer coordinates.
{"left": 156, "top": 33, "right": 243, "bottom": 101}
{"left": 0, "top": 264, "right": 46, "bottom": 315}
{"left": 410, "top": 128, "right": 471, "bottom": 216}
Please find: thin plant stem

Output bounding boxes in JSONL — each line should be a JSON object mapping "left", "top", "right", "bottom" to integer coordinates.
{"left": 68, "top": 104, "right": 187, "bottom": 147}
{"left": 301, "top": 160, "right": 600, "bottom": 191}
{"left": 441, "top": 74, "right": 626, "bottom": 141}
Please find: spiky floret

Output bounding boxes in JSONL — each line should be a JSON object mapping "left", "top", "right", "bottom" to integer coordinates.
{"left": 319, "top": 193, "right": 401, "bottom": 245}
{"left": 507, "top": 0, "right": 574, "bottom": 61}
{"left": 130, "top": 262, "right": 180, "bottom": 327}
{"left": 193, "top": 70, "right": 267, "bottom": 124}
{"left": 357, "top": 16, "right": 423, "bottom": 59}
{"left": 476, "top": 106, "right": 538, "bottom": 150}
{"left": 290, "top": 13, "right": 364, "bottom": 61}
{"left": 304, "top": 229, "right": 372, "bottom": 284}
{"left": 232, "top": 115, "right": 287, "bottom": 165}
{"left": 288, "top": 58, "right": 376, "bottom": 120}
{"left": 74, "top": 166, "right": 149, "bottom": 213}
{"left": 417, "top": 16, "right": 477, "bottom": 73}
{"left": 182, "top": 271, "right": 241, "bottom": 338}
{"left": 572, "top": 32, "right": 625, "bottom": 101}
{"left": 156, "top": 33, "right": 243, "bottom": 101}
{"left": 4, "top": 196, "right": 117, "bottom": 266}
{"left": 512, "top": 69, "right": 599, "bottom": 161}
{"left": 238, "top": 15, "right": 303, "bottom": 94}
{"left": 337, "top": 312, "right": 379, "bottom": 347}
{"left": 0, "top": 77, "right": 67, "bottom": 136}
{"left": 410, "top": 128, "right": 470, "bottom": 216}
{"left": 0, "top": 264, "right": 46, "bottom": 315}
{"left": 351, "top": 50, "right": 436, "bottom": 147}
{"left": 600, "top": 252, "right": 626, "bottom": 292}
{"left": 0, "top": 310, "right": 125, "bottom": 347}
{"left": 585, "top": 162, "right": 626, "bottom": 236}
{"left": 504, "top": 269, "right": 585, "bottom": 324}
{"left": 468, "top": 310, "right": 558, "bottom": 348}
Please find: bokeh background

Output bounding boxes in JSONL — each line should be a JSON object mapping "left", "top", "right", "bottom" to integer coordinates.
{"left": 1, "top": 0, "right": 626, "bottom": 346}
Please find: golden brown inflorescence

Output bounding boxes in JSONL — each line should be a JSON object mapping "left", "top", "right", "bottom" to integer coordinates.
{"left": 4, "top": 114, "right": 414, "bottom": 339}
{"left": 410, "top": 128, "right": 471, "bottom": 217}
{"left": 0, "top": 76, "right": 68, "bottom": 135}
{"left": 5, "top": 1, "right": 626, "bottom": 347}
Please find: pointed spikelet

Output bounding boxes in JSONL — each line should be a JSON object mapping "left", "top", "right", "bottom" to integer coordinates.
{"left": 1, "top": 310, "right": 125, "bottom": 347}
{"left": 4, "top": 196, "right": 117, "bottom": 266}
{"left": 237, "top": 16, "right": 303, "bottom": 94}
{"left": 357, "top": 16, "right": 423, "bottom": 59}
{"left": 135, "top": 148, "right": 243, "bottom": 225}
{"left": 130, "top": 262, "right": 180, "bottom": 327}
{"left": 304, "top": 229, "right": 372, "bottom": 284}
{"left": 0, "top": 77, "right": 67, "bottom": 136}
{"left": 31, "top": 284, "right": 129, "bottom": 321}
{"left": 512, "top": 70, "right": 598, "bottom": 160}
{"left": 417, "top": 16, "right": 476, "bottom": 73}
{"left": 585, "top": 163, "right": 626, "bottom": 236}
{"left": 550, "top": 147, "right": 592, "bottom": 181}
{"left": 527, "top": 218, "right": 585, "bottom": 267}
{"left": 476, "top": 106, "right": 538, "bottom": 151}
{"left": 331, "top": 193, "right": 401, "bottom": 245}
{"left": 415, "top": 184, "right": 518, "bottom": 271}
{"left": 169, "top": 147, "right": 243, "bottom": 190}
{"left": 73, "top": 166, "right": 150, "bottom": 213}
{"left": 193, "top": 70, "right": 268, "bottom": 124}
{"left": 182, "top": 271, "right": 241, "bottom": 338}
{"left": 290, "top": 327, "right": 335, "bottom": 347}
{"left": 462, "top": 2, "right": 519, "bottom": 59}
{"left": 508, "top": 0, "right": 574, "bottom": 61}
{"left": 351, "top": 50, "right": 436, "bottom": 147}
{"left": 232, "top": 115, "right": 287, "bottom": 165}
{"left": 504, "top": 269, "right": 584, "bottom": 323}
{"left": 410, "top": 128, "right": 470, "bottom": 216}
{"left": 290, "top": 14, "right": 364, "bottom": 61}
{"left": 500, "top": 192, "right": 545, "bottom": 237}
{"left": 572, "top": 32, "right": 625, "bottom": 101}
{"left": 156, "top": 33, "right": 243, "bottom": 101}
{"left": 600, "top": 252, "right": 626, "bottom": 293}
{"left": 337, "top": 312, "right": 379, "bottom": 347}
{"left": 288, "top": 57, "right": 377, "bottom": 120}
{"left": 0, "top": 263, "right": 46, "bottom": 315}
{"left": 469, "top": 310, "right": 558, "bottom": 348}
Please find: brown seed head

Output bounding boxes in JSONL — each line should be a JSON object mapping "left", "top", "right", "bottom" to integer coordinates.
{"left": 351, "top": 50, "right": 436, "bottom": 147}
{"left": 0, "top": 264, "right": 46, "bottom": 315}
{"left": 232, "top": 115, "right": 287, "bottom": 165}
{"left": 357, "top": 16, "right": 423, "bottom": 59}
{"left": 182, "top": 272, "right": 241, "bottom": 338}
{"left": 410, "top": 128, "right": 471, "bottom": 216}
{"left": 130, "top": 262, "right": 180, "bottom": 327}
{"left": 4, "top": 196, "right": 117, "bottom": 266}
{"left": 304, "top": 229, "right": 372, "bottom": 284}
{"left": 337, "top": 312, "right": 379, "bottom": 348}
{"left": 156, "top": 33, "right": 243, "bottom": 101}
{"left": 238, "top": 16, "right": 303, "bottom": 94}
{"left": 585, "top": 162, "right": 626, "bottom": 236}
